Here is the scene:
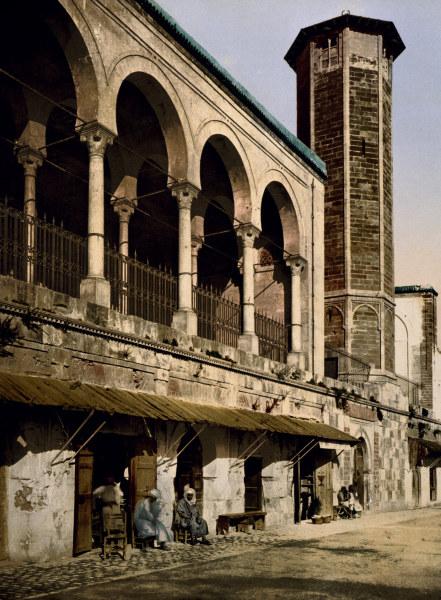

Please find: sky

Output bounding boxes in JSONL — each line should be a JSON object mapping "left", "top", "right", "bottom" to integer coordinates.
{"left": 158, "top": 0, "right": 441, "bottom": 328}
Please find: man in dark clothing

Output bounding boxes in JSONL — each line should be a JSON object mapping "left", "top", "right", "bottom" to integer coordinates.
{"left": 175, "top": 486, "right": 211, "bottom": 545}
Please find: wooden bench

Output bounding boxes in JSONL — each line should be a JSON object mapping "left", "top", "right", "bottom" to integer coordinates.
{"left": 216, "top": 511, "right": 266, "bottom": 535}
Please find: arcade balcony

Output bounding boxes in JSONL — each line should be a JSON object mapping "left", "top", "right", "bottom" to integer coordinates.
{"left": 0, "top": 201, "right": 288, "bottom": 363}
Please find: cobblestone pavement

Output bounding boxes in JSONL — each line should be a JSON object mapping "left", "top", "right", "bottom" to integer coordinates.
{"left": 1, "top": 507, "right": 439, "bottom": 600}
{"left": 0, "top": 531, "right": 285, "bottom": 600}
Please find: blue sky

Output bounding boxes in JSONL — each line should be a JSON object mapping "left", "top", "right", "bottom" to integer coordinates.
{"left": 158, "top": 0, "right": 441, "bottom": 325}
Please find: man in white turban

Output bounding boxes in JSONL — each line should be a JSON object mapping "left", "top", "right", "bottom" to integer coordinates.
{"left": 134, "top": 488, "right": 172, "bottom": 550}
{"left": 176, "top": 485, "right": 211, "bottom": 545}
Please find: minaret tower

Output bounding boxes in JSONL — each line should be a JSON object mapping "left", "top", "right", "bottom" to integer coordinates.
{"left": 285, "top": 14, "right": 404, "bottom": 379}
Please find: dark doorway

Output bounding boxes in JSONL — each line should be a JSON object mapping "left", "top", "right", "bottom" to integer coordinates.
{"left": 244, "top": 456, "right": 263, "bottom": 511}
{"left": 412, "top": 468, "right": 420, "bottom": 507}
{"left": 73, "top": 431, "right": 157, "bottom": 555}
{"left": 174, "top": 429, "right": 203, "bottom": 511}
{"left": 353, "top": 440, "right": 367, "bottom": 508}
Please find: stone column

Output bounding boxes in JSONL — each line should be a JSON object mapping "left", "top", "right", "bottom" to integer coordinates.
{"left": 191, "top": 238, "right": 202, "bottom": 288}
{"left": 79, "top": 123, "right": 114, "bottom": 307}
{"left": 286, "top": 255, "right": 306, "bottom": 368}
{"left": 237, "top": 224, "right": 260, "bottom": 354}
{"left": 171, "top": 182, "right": 199, "bottom": 335}
{"left": 111, "top": 197, "right": 136, "bottom": 314}
{"left": 16, "top": 147, "right": 44, "bottom": 284}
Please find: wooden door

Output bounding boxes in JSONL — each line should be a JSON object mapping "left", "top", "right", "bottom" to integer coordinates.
{"left": 73, "top": 450, "right": 93, "bottom": 555}
{"left": 354, "top": 442, "right": 365, "bottom": 507}
{"left": 244, "top": 457, "right": 263, "bottom": 511}
{"left": 314, "top": 453, "right": 333, "bottom": 516}
{"left": 130, "top": 447, "right": 157, "bottom": 512}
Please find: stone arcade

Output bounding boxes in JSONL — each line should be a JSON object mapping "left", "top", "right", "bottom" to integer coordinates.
{"left": 0, "top": 1, "right": 440, "bottom": 562}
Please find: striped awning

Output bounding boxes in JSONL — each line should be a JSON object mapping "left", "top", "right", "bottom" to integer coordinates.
{"left": 0, "top": 371, "right": 357, "bottom": 444}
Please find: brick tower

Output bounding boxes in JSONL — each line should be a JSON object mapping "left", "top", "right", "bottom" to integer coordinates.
{"left": 285, "top": 14, "right": 404, "bottom": 379}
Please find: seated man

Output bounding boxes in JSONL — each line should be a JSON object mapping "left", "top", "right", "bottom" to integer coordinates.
{"left": 134, "top": 488, "right": 172, "bottom": 551}
{"left": 337, "top": 486, "right": 349, "bottom": 506}
{"left": 348, "top": 484, "right": 363, "bottom": 517}
{"left": 337, "top": 486, "right": 352, "bottom": 518}
{"left": 176, "top": 486, "right": 211, "bottom": 545}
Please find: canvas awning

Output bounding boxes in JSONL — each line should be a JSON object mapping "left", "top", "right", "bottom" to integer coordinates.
{"left": 0, "top": 371, "right": 357, "bottom": 444}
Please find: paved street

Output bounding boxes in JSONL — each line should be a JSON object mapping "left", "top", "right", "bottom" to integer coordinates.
{"left": 1, "top": 507, "right": 441, "bottom": 600}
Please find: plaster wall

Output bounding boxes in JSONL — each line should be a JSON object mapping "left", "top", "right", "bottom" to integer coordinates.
{"left": 6, "top": 420, "right": 75, "bottom": 562}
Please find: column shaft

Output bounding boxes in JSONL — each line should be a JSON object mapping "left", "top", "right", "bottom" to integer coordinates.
{"left": 178, "top": 199, "right": 192, "bottom": 310}
{"left": 171, "top": 183, "right": 199, "bottom": 336}
{"left": 286, "top": 256, "right": 306, "bottom": 367}
{"left": 79, "top": 123, "right": 114, "bottom": 307}
{"left": 112, "top": 197, "right": 135, "bottom": 315}
{"left": 237, "top": 224, "right": 260, "bottom": 354}
{"left": 87, "top": 152, "right": 105, "bottom": 278}
{"left": 17, "top": 148, "right": 44, "bottom": 284}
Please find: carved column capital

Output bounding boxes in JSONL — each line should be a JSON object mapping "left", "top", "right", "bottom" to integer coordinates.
{"left": 16, "top": 147, "right": 44, "bottom": 175}
{"left": 286, "top": 254, "right": 307, "bottom": 276}
{"left": 236, "top": 223, "right": 260, "bottom": 248}
{"left": 79, "top": 122, "right": 115, "bottom": 157}
{"left": 191, "top": 236, "right": 203, "bottom": 253}
{"left": 111, "top": 196, "right": 136, "bottom": 221}
{"left": 171, "top": 181, "right": 200, "bottom": 210}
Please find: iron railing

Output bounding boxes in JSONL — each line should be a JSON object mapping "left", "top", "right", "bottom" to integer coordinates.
{"left": 1, "top": 202, "right": 289, "bottom": 360}
{"left": 324, "top": 344, "right": 371, "bottom": 384}
{"left": 0, "top": 203, "right": 26, "bottom": 281}
{"left": 255, "top": 312, "right": 288, "bottom": 362}
{"left": 0, "top": 202, "right": 86, "bottom": 296}
{"left": 193, "top": 284, "right": 241, "bottom": 349}
{"left": 105, "top": 249, "right": 177, "bottom": 327}
{"left": 395, "top": 374, "right": 421, "bottom": 406}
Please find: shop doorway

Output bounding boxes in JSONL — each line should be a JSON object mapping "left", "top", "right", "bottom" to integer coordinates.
{"left": 73, "top": 432, "right": 156, "bottom": 556}
{"left": 353, "top": 439, "right": 367, "bottom": 508}
{"left": 244, "top": 457, "right": 263, "bottom": 511}
{"left": 412, "top": 468, "right": 421, "bottom": 507}
{"left": 174, "top": 429, "right": 203, "bottom": 510}
{"left": 293, "top": 444, "right": 333, "bottom": 522}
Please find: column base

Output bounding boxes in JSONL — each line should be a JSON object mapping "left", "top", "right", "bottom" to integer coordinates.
{"left": 287, "top": 351, "right": 305, "bottom": 370}
{"left": 172, "top": 309, "right": 198, "bottom": 336}
{"left": 238, "top": 333, "right": 259, "bottom": 355}
{"left": 80, "top": 277, "right": 111, "bottom": 308}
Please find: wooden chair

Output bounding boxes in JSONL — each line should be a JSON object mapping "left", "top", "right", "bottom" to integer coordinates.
{"left": 172, "top": 504, "right": 192, "bottom": 544}
{"left": 102, "top": 506, "right": 127, "bottom": 559}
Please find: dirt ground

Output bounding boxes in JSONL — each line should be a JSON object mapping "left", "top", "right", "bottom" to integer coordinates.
{"left": 36, "top": 508, "right": 441, "bottom": 600}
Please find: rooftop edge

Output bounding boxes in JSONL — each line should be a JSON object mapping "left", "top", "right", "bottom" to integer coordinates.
{"left": 133, "top": 0, "right": 327, "bottom": 179}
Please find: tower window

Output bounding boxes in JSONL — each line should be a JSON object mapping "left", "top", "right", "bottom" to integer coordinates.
{"left": 318, "top": 35, "right": 339, "bottom": 70}
{"left": 361, "top": 138, "right": 366, "bottom": 156}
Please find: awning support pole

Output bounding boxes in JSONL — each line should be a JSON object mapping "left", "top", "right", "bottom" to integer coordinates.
{"left": 158, "top": 426, "right": 188, "bottom": 466}
{"left": 286, "top": 438, "right": 317, "bottom": 468}
{"left": 289, "top": 439, "right": 320, "bottom": 469}
{"left": 142, "top": 417, "right": 153, "bottom": 439}
{"left": 50, "top": 409, "right": 95, "bottom": 466}
{"left": 159, "top": 425, "right": 207, "bottom": 469}
{"left": 68, "top": 420, "right": 107, "bottom": 465}
{"left": 428, "top": 456, "right": 441, "bottom": 469}
{"left": 230, "top": 431, "right": 268, "bottom": 469}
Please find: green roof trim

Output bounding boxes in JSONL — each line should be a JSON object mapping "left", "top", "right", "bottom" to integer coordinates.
{"left": 395, "top": 285, "right": 438, "bottom": 297}
{"left": 134, "top": 0, "right": 326, "bottom": 179}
